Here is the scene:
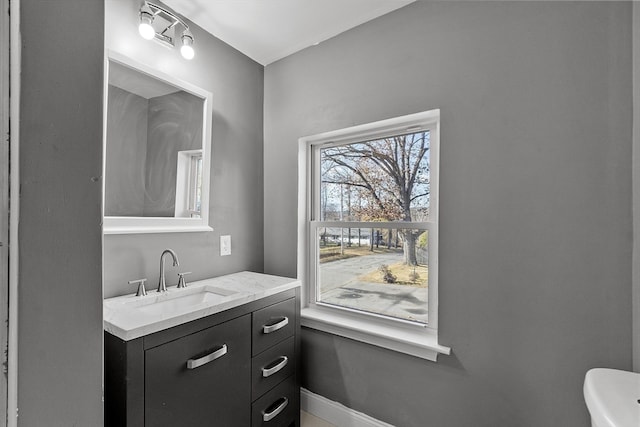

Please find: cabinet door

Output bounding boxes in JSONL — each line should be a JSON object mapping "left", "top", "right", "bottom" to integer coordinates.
{"left": 145, "top": 315, "right": 251, "bottom": 427}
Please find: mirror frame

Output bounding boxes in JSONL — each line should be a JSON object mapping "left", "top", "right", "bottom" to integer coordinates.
{"left": 102, "top": 50, "right": 213, "bottom": 234}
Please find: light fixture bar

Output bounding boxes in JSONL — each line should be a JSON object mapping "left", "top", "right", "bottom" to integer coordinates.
{"left": 144, "top": 2, "right": 190, "bottom": 32}
{"left": 138, "top": 1, "right": 195, "bottom": 59}
{"left": 160, "top": 20, "right": 179, "bottom": 37}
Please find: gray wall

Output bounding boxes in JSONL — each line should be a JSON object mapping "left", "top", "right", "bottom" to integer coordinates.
{"left": 264, "top": 2, "right": 633, "bottom": 426}
{"left": 19, "top": 0, "right": 104, "bottom": 425}
{"left": 633, "top": 2, "right": 640, "bottom": 371}
{"left": 105, "top": 85, "right": 148, "bottom": 216}
{"left": 104, "top": 0, "right": 265, "bottom": 298}
{"left": 144, "top": 91, "right": 203, "bottom": 217}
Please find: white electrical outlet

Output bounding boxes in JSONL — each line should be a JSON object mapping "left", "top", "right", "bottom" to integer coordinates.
{"left": 220, "top": 235, "right": 231, "bottom": 256}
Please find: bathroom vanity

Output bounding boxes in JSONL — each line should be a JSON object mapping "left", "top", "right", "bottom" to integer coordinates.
{"left": 104, "top": 272, "right": 301, "bottom": 427}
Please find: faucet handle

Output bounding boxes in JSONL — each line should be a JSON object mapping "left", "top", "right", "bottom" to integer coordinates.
{"left": 129, "top": 278, "right": 148, "bottom": 297}
{"left": 177, "top": 272, "right": 192, "bottom": 289}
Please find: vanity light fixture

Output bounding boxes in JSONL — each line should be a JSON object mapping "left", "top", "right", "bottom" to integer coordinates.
{"left": 138, "top": 1, "right": 196, "bottom": 60}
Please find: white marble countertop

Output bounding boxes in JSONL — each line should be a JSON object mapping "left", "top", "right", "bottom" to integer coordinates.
{"left": 104, "top": 271, "right": 300, "bottom": 341}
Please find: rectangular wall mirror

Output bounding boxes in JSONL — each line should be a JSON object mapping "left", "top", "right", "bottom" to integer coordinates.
{"left": 103, "top": 51, "right": 213, "bottom": 234}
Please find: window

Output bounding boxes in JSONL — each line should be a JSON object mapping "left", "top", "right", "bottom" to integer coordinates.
{"left": 187, "top": 153, "right": 203, "bottom": 217}
{"left": 298, "top": 110, "right": 450, "bottom": 361}
{"left": 175, "top": 149, "right": 203, "bottom": 218}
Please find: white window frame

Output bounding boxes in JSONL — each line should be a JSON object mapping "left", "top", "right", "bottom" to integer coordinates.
{"left": 297, "top": 110, "right": 450, "bottom": 361}
{"left": 175, "top": 149, "right": 203, "bottom": 218}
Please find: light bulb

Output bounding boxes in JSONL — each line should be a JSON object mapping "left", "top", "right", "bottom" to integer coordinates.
{"left": 180, "top": 44, "right": 195, "bottom": 60}
{"left": 181, "top": 30, "right": 195, "bottom": 60}
{"left": 138, "top": 21, "right": 155, "bottom": 40}
{"left": 138, "top": 3, "right": 155, "bottom": 40}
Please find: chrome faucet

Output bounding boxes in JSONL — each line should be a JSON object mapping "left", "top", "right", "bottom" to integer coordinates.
{"left": 157, "top": 249, "right": 179, "bottom": 292}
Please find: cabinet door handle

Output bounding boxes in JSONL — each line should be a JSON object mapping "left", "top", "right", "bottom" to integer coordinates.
{"left": 186, "top": 344, "right": 227, "bottom": 369}
{"left": 263, "top": 317, "right": 288, "bottom": 334}
{"left": 262, "top": 356, "right": 289, "bottom": 378}
{"left": 262, "top": 397, "right": 288, "bottom": 422}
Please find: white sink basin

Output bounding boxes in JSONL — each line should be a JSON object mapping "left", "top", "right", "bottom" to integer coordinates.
{"left": 584, "top": 368, "right": 640, "bottom": 427}
{"left": 123, "top": 286, "right": 239, "bottom": 316}
{"left": 103, "top": 271, "right": 301, "bottom": 341}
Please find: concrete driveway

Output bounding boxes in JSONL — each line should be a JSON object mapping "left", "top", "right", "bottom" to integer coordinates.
{"left": 318, "top": 251, "right": 428, "bottom": 324}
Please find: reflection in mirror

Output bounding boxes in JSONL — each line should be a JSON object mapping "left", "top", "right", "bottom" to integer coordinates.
{"left": 104, "top": 52, "right": 212, "bottom": 234}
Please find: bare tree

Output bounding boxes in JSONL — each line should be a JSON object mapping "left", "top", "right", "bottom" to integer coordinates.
{"left": 321, "top": 131, "right": 430, "bottom": 265}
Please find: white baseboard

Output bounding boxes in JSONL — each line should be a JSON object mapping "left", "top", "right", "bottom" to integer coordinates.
{"left": 301, "top": 388, "right": 395, "bottom": 427}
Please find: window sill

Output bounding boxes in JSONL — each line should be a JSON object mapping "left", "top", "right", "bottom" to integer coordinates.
{"left": 301, "top": 306, "right": 451, "bottom": 362}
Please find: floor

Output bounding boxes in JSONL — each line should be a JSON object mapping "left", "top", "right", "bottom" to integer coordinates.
{"left": 301, "top": 411, "right": 337, "bottom": 427}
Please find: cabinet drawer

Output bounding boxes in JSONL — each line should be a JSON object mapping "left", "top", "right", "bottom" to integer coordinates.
{"left": 145, "top": 315, "right": 251, "bottom": 427}
{"left": 252, "top": 336, "right": 295, "bottom": 401}
{"left": 252, "top": 375, "right": 297, "bottom": 427}
{"left": 252, "top": 298, "right": 296, "bottom": 356}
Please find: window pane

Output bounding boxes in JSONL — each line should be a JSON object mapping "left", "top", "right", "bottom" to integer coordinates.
{"left": 319, "top": 131, "right": 431, "bottom": 222}
{"left": 316, "top": 227, "right": 429, "bottom": 324}
{"left": 188, "top": 155, "right": 202, "bottom": 218}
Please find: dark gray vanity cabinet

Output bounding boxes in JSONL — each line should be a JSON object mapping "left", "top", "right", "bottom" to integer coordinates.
{"left": 145, "top": 315, "right": 251, "bottom": 426}
{"left": 105, "top": 288, "right": 300, "bottom": 427}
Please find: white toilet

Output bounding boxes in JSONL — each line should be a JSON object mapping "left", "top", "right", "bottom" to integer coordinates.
{"left": 583, "top": 368, "right": 640, "bottom": 427}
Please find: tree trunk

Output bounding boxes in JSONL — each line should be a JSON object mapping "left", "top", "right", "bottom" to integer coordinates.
{"left": 401, "top": 192, "right": 418, "bottom": 264}
{"left": 370, "top": 228, "right": 374, "bottom": 251}
{"left": 403, "top": 231, "right": 418, "bottom": 265}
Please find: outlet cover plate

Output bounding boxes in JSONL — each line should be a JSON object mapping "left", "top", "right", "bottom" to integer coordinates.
{"left": 220, "top": 235, "right": 231, "bottom": 256}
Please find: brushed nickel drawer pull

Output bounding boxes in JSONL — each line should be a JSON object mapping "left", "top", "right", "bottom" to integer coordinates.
{"left": 262, "top": 356, "right": 289, "bottom": 378}
{"left": 186, "top": 344, "right": 227, "bottom": 369}
{"left": 262, "top": 317, "right": 288, "bottom": 334}
{"left": 262, "top": 397, "right": 288, "bottom": 422}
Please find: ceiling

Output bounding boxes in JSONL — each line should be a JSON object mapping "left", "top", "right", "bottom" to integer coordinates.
{"left": 161, "top": 0, "right": 415, "bottom": 65}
